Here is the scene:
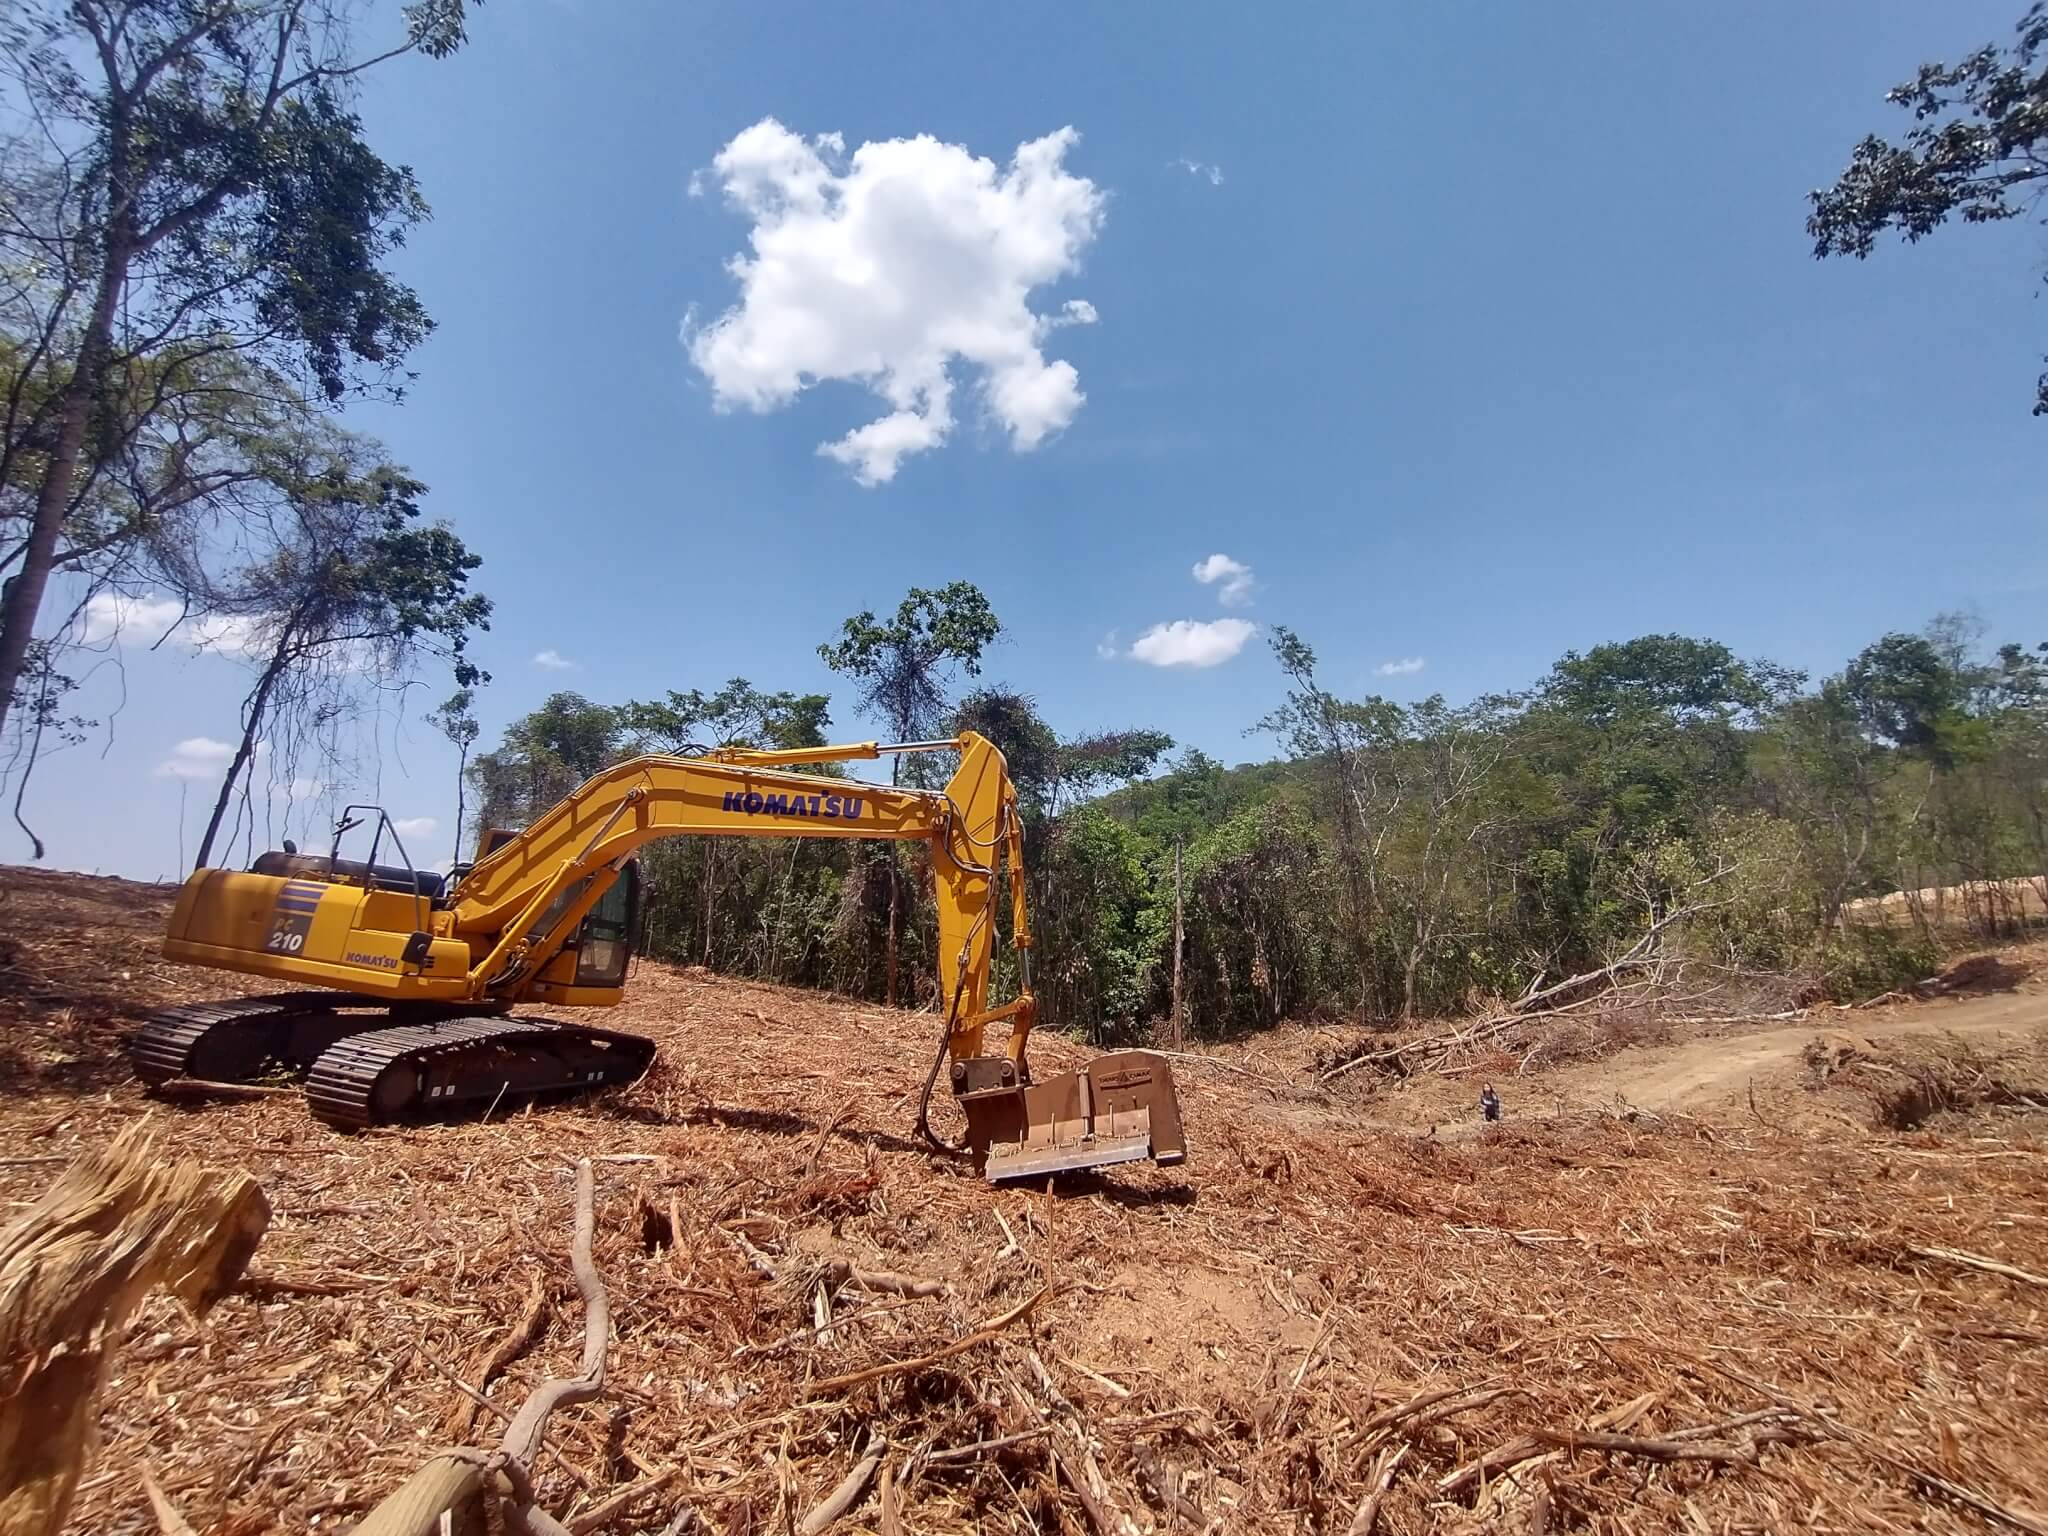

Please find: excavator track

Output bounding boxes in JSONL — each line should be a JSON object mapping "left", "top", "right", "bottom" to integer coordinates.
{"left": 304, "top": 1016, "right": 657, "bottom": 1130}
{"left": 128, "top": 992, "right": 385, "bottom": 1086}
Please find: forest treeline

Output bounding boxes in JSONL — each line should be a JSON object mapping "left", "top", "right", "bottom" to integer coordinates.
{"left": 461, "top": 597, "right": 2048, "bottom": 1042}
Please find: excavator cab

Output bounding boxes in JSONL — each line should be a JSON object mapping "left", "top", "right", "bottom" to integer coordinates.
{"left": 571, "top": 862, "right": 637, "bottom": 987}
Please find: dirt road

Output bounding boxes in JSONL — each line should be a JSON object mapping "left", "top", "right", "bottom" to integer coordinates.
{"left": 1509, "top": 988, "right": 2046, "bottom": 1115}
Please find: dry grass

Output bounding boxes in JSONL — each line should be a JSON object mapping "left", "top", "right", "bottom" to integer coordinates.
{"left": 1, "top": 863, "right": 2045, "bottom": 1535}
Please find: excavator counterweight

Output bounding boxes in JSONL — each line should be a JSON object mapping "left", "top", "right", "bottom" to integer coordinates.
{"left": 127, "top": 733, "right": 1190, "bottom": 1180}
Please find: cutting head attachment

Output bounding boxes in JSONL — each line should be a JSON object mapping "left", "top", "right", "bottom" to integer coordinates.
{"left": 961, "top": 1050, "right": 1187, "bottom": 1183}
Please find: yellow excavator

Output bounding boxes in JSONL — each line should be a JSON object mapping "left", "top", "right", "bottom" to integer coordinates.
{"left": 128, "top": 732, "right": 1187, "bottom": 1182}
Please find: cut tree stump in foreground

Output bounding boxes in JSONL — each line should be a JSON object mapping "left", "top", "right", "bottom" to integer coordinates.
{"left": 0, "top": 1120, "right": 269, "bottom": 1536}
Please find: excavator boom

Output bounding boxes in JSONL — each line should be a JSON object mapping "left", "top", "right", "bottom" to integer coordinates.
{"left": 135, "top": 733, "right": 1189, "bottom": 1181}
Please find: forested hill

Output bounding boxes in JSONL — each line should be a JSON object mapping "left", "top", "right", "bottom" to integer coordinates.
{"left": 460, "top": 615, "right": 2046, "bottom": 1043}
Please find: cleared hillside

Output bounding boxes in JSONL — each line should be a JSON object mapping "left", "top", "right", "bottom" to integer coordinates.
{"left": 1, "top": 864, "right": 2045, "bottom": 1535}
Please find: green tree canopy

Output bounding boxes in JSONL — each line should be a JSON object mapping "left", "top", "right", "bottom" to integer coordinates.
{"left": 1809, "top": 3, "right": 2048, "bottom": 412}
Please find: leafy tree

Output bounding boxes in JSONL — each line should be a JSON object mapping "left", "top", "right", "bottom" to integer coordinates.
{"left": 954, "top": 688, "right": 1059, "bottom": 814}
{"left": 469, "top": 693, "right": 622, "bottom": 836}
{"left": 1544, "top": 635, "right": 1789, "bottom": 728}
{"left": 821, "top": 581, "right": 1000, "bottom": 1004}
{"left": 1808, "top": 4, "right": 2048, "bottom": 412}
{"left": 192, "top": 435, "right": 488, "bottom": 868}
{"left": 818, "top": 582, "right": 1001, "bottom": 783}
{"left": 0, "top": 0, "right": 482, "bottom": 745}
{"left": 620, "top": 679, "right": 830, "bottom": 754}
{"left": 1844, "top": 632, "right": 1958, "bottom": 755}
{"left": 952, "top": 688, "right": 1170, "bottom": 821}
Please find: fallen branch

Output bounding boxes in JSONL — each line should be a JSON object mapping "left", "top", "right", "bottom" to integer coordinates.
{"left": 353, "top": 1160, "right": 612, "bottom": 1536}
{"left": 1345, "top": 1443, "right": 1408, "bottom": 1536}
{"left": 1319, "top": 905, "right": 1730, "bottom": 1084}
{"left": 568, "top": 1468, "right": 677, "bottom": 1534}
{"left": 1530, "top": 1425, "right": 1781, "bottom": 1465}
{"left": 1906, "top": 1245, "right": 2048, "bottom": 1290}
{"left": 804, "top": 1286, "right": 1048, "bottom": 1399}
{"left": 148, "top": 1077, "right": 297, "bottom": 1101}
{"left": 1438, "top": 1437, "right": 1546, "bottom": 1496}
{"left": 802, "top": 1100, "right": 858, "bottom": 1182}
{"left": 140, "top": 1470, "right": 199, "bottom": 1536}
{"left": 877, "top": 1461, "right": 903, "bottom": 1536}
{"left": 818, "top": 1258, "right": 948, "bottom": 1299}
{"left": 235, "top": 1271, "right": 370, "bottom": 1298}
{"left": 454, "top": 1271, "right": 550, "bottom": 1436}
{"left": 1051, "top": 1444, "right": 1119, "bottom": 1536}
{"left": 797, "top": 1447, "right": 881, "bottom": 1535}
{"left": 924, "top": 1426, "right": 1054, "bottom": 1464}
{"left": 1348, "top": 1380, "right": 1516, "bottom": 1447}
{"left": 1678, "top": 1353, "right": 2048, "bottom": 1536}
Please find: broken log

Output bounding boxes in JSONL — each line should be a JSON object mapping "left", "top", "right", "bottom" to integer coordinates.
{"left": 0, "top": 1122, "right": 268, "bottom": 1536}
{"left": 353, "top": 1159, "right": 611, "bottom": 1536}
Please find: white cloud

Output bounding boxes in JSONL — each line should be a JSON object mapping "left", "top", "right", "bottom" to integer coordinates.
{"left": 1191, "top": 553, "right": 1254, "bottom": 607}
{"left": 285, "top": 776, "right": 326, "bottom": 801}
{"left": 687, "top": 118, "right": 1106, "bottom": 485}
{"left": 533, "top": 649, "right": 577, "bottom": 671}
{"left": 1375, "top": 657, "right": 1427, "bottom": 677}
{"left": 71, "top": 592, "right": 275, "bottom": 660}
{"left": 154, "top": 737, "right": 238, "bottom": 779}
{"left": 75, "top": 592, "right": 184, "bottom": 646}
{"left": 1173, "top": 158, "right": 1225, "bottom": 187}
{"left": 1130, "top": 618, "right": 1256, "bottom": 669}
{"left": 393, "top": 816, "right": 438, "bottom": 839}
{"left": 1095, "top": 629, "right": 1119, "bottom": 660}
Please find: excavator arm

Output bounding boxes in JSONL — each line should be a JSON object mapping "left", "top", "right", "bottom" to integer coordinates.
{"left": 449, "top": 733, "right": 1031, "bottom": 1072}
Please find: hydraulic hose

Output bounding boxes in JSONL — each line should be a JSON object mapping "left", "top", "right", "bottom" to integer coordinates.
{"left": 915, "top": 986, "right": 970, "bottom": 1160}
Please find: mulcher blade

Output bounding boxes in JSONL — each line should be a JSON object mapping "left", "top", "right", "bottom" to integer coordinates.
{"left": 966, "top": 1050, "right": 1187, "bottom": 1183}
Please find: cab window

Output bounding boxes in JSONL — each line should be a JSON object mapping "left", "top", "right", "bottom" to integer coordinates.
{"left": 575, "top": 864, "right": 637, "bottom": 987}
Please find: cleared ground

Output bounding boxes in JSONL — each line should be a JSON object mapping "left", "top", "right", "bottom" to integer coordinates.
{"left": 2, "top": 864, "right": 2044, "bottom": 1535}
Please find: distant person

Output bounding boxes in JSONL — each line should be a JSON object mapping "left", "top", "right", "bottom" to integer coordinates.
{"left": 1479, "top": 1084, "right": 1502, "bottom": 1123}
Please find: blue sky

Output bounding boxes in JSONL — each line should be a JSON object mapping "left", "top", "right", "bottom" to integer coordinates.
{"left": 16, "top": 1, "right": 2046, "bottom": 878}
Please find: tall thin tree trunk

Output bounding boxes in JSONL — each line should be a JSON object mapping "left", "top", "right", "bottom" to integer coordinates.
{"left": 701, "top": 845, "right": 717, "bottom": 966}
{"left": 1171, "top": 839, "right": 1185, "bottom": 1049}
{"left": 453, "top": 743, "right": 469, "bottom": 861}
{"left": 885, "top": 859, "right": 900, "bottom": 1007}
{"left": 0, "top": 234, "right": 130, "bottom": 742}
{"left": 196, "top": 640, "right": 294, "bottom": 869}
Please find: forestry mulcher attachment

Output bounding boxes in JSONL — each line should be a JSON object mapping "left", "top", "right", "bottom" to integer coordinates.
{"left": 129, "top": 733, "right": 1187, "bottom": 1181}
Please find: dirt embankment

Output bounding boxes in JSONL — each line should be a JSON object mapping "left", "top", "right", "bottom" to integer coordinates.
{"left": 1, "top": 863, "right": 2045, "bottom": 1536}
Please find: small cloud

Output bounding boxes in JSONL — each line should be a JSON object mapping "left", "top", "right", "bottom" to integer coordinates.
{"left": 1172, "top": 157, "right": 1225, "bottom": 187}
{"left": 1095, "top": 629, "right": 1119, "bottom": 660}
{"left": 1191, "top": 553, "right": 1254, "bottom": 607}
{"left": 1375, "top": 656, "right": 1426, "bottom": 677}
{"left": 155, "top": 737, "right": 238, "bottom": 779}
{"left": 1130, "top": 618, "right": 1256, "bottom": 669}
{"left": 393, "top": 816, "right": 438, "bottom": 839}
{"left": 1045, "top": 298, "right": 1098, "bottom": 330}
{"left": 285, "top": 776, "right": 326, "bottom": 801}
{"left": 533, "top": 649, "right": 577, "bottom": 671}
